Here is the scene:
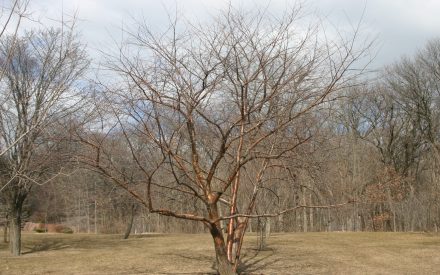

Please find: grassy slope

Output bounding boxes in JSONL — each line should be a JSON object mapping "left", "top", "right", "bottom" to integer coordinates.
{"left": 0, "top": 231, "right": 439, "bottom": 274}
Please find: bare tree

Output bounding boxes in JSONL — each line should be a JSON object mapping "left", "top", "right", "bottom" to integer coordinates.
{"left": 0, "top": 26, "right": 88, "bottom": 255}
{"left": 0, "top": 0, "right": 30, "bottom": 76}
{"left": 335, "top": 37, "right": 440, "bottom": 232}
{"left": 0, "top": 0, "right": 31, "bottom": 154}
{"left": 387, "top": 39, "right": 440, "bottom": 166}
{"left": 82, "top": 5, "right": 370, "bottom": 274}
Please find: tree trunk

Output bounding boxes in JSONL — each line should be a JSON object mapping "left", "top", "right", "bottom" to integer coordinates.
{"left": 265, "top": 218, "right": 271, "bottom": 240}
{"left": 9, "top": 202, "right": 23, "bottom": 256}
{"left": 123, "top": 204, "right": 136, "bottom": 239}
{"left": 3, "top": 216, "right": 8, "bottom": 243}
{"left": 217, "top": 204, "right": 227, "bottom": 233}
{"left": 302, "top": 188, "right": 308, "bottom": 232}
{"left": 94, "top": 182, "right": 98, "bottom": 234}
{"left": 209, "top": 223, "right": 236, "bottom": 275}
{"left": 309, "top": 193, "right": 314, "bottom": 231}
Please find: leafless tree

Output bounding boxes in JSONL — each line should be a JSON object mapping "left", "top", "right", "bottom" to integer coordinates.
{"left": 0, "top": 25, "right": 88, "bottom": 255}
{"left": 82, "top": 5, "right": 370, "bottom": 274}
{"left": 0, "top": 1, "right": 30, "bottom": 242}
{"left": 334, "top": 37, "right": 440, "bottom": 232}
{"left": 382, "top": 39, "right": 440, "bottom": 230}
{"left": 0, "top": 1, "right": 30, "bottom": 157}
{"left": 387, "top": 39, "right": 440, "bottom": 166}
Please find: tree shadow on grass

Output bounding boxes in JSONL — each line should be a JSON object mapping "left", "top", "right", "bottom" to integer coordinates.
{"left": 164, "top": 252, "right": 218, "bottom": 274}
{"left": 23, "top": 239, "right": 71, "bottom": 254}
{"left": 20, "top": 233, "right": 168, "bottom": 255}
{"left": 237, "top": 247, "right": 281, "bottom": 274}
{"left": 168, "top": 247, "right": 280, "bottom": 274}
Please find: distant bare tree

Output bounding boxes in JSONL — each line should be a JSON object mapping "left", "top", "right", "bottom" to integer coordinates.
{"left": 0, "top": 26, "right": 88, "bottom": 255}
{"left": 387, "top": 39, "right": 440, "bottom": 166}
{"left": 336, "top": 38, "right": 440, "bottom": 232}
{"left": 0, "top": 1, "right": 30, "bottom": 241}
{"left": 383, "top": 39, "right": 440, "bottom": 230}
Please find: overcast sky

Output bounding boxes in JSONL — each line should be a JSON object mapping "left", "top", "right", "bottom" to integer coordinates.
{"left": 11, "top": 0, "right": 440, "bottom": 70}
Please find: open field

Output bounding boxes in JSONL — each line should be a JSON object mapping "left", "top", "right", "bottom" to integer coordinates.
{"left": 1, "top": 232, "right": 440, "bottom": 274}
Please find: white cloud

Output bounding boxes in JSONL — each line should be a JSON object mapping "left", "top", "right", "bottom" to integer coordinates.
{"left": 311, "top": 0, "right": 440, "bottom": 67}
{"left": 8, "top": 0, "right": 440, "bottom": 69}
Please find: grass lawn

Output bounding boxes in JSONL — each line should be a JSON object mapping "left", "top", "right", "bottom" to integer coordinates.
{"left": 1, "top": 231, "right": 439, "bottom": 274}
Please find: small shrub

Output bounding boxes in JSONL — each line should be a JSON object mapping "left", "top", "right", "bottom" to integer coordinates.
{"left": 34, "top": 228, "right": 47, "bottom": 233}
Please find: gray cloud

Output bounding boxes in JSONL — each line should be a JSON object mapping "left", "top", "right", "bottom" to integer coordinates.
{"left": 21, "top": 0, "right": 440, "bottom": 69}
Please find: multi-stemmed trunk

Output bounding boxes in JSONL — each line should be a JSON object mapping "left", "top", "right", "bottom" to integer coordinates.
{"left": 207, "top": 201, "right": 237, "bottom": 275}
{"left": 209, "top": 223, "right": 236, "bottom": 275}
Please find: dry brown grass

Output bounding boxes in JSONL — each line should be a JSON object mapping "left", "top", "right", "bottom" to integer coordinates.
{"left": 1, "top": 231, "right": 439, "bottom": 274}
